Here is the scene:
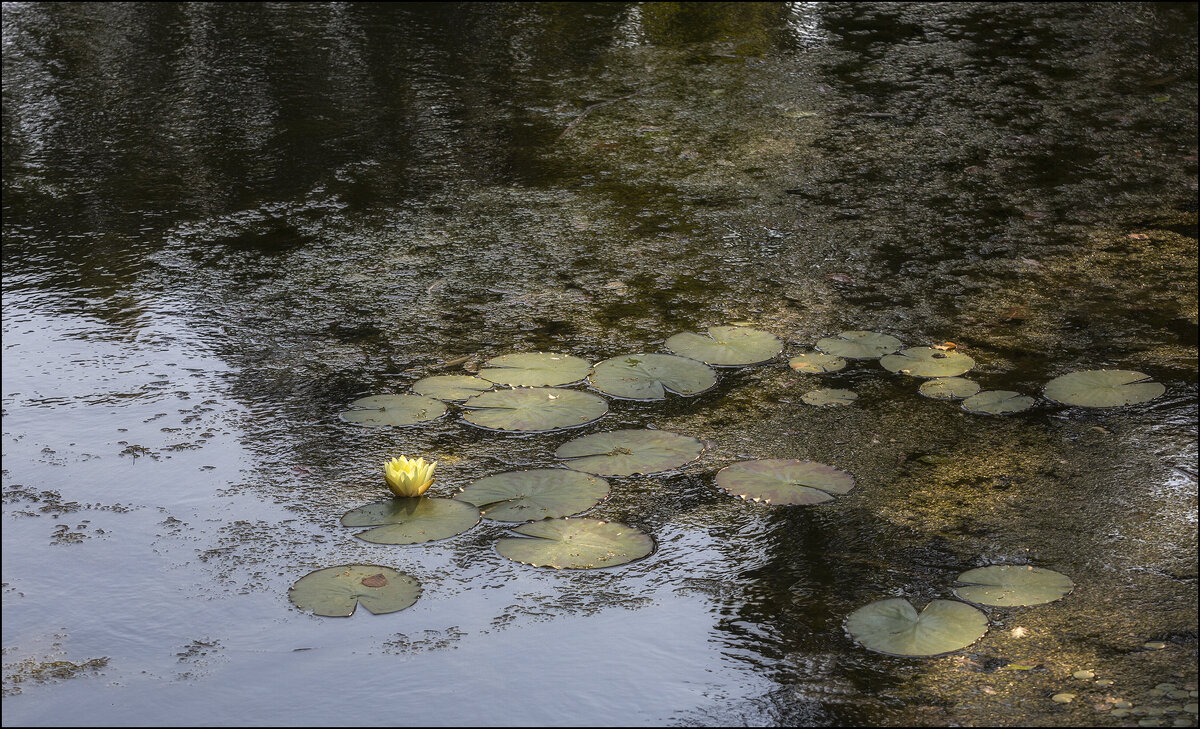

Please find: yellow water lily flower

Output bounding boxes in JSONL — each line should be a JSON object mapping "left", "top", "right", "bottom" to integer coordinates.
{"left": 383, "top": 456, "right": 437, "bottom": 498}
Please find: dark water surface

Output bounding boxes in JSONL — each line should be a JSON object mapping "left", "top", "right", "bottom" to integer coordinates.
{"left": 3, "top": 3, "right": 1196, "bottom": 726}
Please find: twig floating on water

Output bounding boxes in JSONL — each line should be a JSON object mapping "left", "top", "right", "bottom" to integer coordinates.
{"left": 559, "top": 83, "right": 666, "bottom": 139}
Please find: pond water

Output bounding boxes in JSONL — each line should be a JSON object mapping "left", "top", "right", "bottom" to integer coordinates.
{"left": 3, "top": 3, "right": 1196, "bottom": 726}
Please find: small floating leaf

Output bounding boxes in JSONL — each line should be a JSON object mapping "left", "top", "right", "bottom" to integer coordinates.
{"left": 496, "top": 518, "right": 654, "bottom": 569}
{"left": 588, "top": 353, "right": 717, "bottom": 400}
{"left": 789, "top": 351, "right": 847, "bottom": 374}
{"left": 477, "top": 352, "right": 592, "bottom": 387}
{"left": 1074, "top": 670, "right": 1096, "bottom": 680}
{"left": 845, "top": 598, "right": 988, "bottom": 656}
{"left": 801, "top": 388, "right": 857, "bottom": 407}
{"left": 715, "top": 458, "right": 854, "bottom": 505}
{"left": 556, "top": 429, "right": 703, "bottom": 476}
{"left": 411, "top": 375, "right": 493, "bottom": 401}
{"left": 815, "top": 331, "right": 902, "bottom": 360}
{"left": 665, "top": 325, "right": 782, "bottom": 366}
{"left": 881, "top": 347, "right": 976, "bottom": 378}
{"left": 340, "top": 394, "right": 446, "bottom": 427}
{"left": 288, "top": 564, "right": 421, "bottom": 617}
{"left": 919, "top": 377, "right": 981, "bottom": 400}
{"left": 461, "top": 388, "right": 607, "bottom": 432}
{"left": 341, "top": 498, "right": 481, "bottom": 544}
{"left": 962, "top": 390, "right": 1035, "bottom": 415}
{"left": 953, "top": 565, "right": 1074, "bottom": 607}
{"left": 1052, "top": 693, "right": 1076, "bottom": 704}
{"left": 456, "top": 469, "right": 609, "bottom": 522}
{"left": 1043, "top": 370, "right": 1165, "bottom": 408}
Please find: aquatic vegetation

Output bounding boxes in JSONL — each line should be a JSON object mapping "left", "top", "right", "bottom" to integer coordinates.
{"left": 588, "top": 353, "right": 717, "bottom": 400}
{"left": 880, "top": 347, "right": 976, "bottom": 378}
{"left": 341, "top": 498, "right": 481, "bottom": 544}
{"left": 495, "top": 518, "right": 654, "bottom": 569}
{"left": 456, "top": 469, "right": 609, "bottom": 522}
{"left": 801, "top": 388, "right": 857, "bottom": 407}
{"left": 384, "top": 456, "right": 437, "bottom": 498}
{"left": 953, "top": 565, "right": 1074, "bottom": 607}
{"left": 961, "top": 390, "right": 1035, "bottom": 415}
{"left": 477, "top": 352, "right": 592, "bottom": 387}
{"left": 845, "top": 598, "right": 989, "bottom": 657}
{"left": 340, "top": 394, "right": 446, "bottom": 426}
{"left": 461, "top": 388, "right": 607, "bottom": 431}
{"left": 715, "top": 459, "right": 854, "bottom": 505}
{"left": 788, "top": 351, "right": 847, "bottom": 374}
{"left": 411, "top": 375, "right": 493, "bottom": 401}
{"left": 665, "top": 325, "right": 782, "bottom": 366}
{"left": 556, "top": 429, "right": 704, "bottom": 476}
{"left": 918, "top": 377, "right": 980, "bottom": 400}
{"left": 1043, "top": 369, "right": 1166, "bottom": 407}
{"left": 815, "top": 331, "right": 902, "bottom": 360}
{"left": 288, "top": 565, "right": 422, "bottom": 617}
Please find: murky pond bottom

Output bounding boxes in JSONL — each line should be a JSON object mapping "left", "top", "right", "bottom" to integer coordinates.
{"left": 3, "top": 3, "right": 1197, "bottom": 726}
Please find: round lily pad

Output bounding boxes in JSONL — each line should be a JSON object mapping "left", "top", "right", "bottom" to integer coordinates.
{"left": 815, "top": 331, "right": 902, "bottom": 360}
{"left": 845, "top": 598, "right": 989, "bottom": 657}
{"left": 341, "top": 498, "right": 481, "bottom": 544}
{"left": 496, "top": 518, "right": 654, "bottom": 569}
{"left": 1043, "top": 369, "right": 1166, "bottom": 408}
{"left": 456, "top": 469, "right": 610, "bottom": 522}
{"left": 556, "top": 429, "right": 704, "bottom": 476}
{"left": 953, "top": 565, "right": 1074, "bottom": 607}
{"left": 715, "top": 458, "right": 855, "bottom": 505}
{"left": 288, "top": 564, "right": 421, "bottom": 617}
{"left": 461, "top": 388, "right": 607, "bottom": 432}
{"left": 919, "top": 377, "right": 981, "bottom": 400}
{"left": 411, "top": 375, "right": 493, "bottom": 401}
{"left": 478, "top": 353, "right": 592, "bottom": 387}
{"left": 801, "top": 388, "right": 857, "bottom": 407}
{"left": 789, "top": 351, "right": 847, "bottom": 374}
{"left": 665, "top": 325, "right": 782, "bottom": 366}
{"left": 962, "top": 390, "right": 1035, "bottom": 415}
{"left": 340, "top": 394, "right": 446, "bottom": 427}
{"left": 588, "top": 353, "right": 717, "bottom": 400}
{"left": 881, "top": 347, "right": 976, "bottom": 378}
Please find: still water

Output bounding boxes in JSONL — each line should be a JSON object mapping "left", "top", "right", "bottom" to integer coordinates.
{"left": 3, "top": 3, "right": 1196, "bottom": 726}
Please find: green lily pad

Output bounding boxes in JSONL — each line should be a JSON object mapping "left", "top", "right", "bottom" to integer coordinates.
{"left": 801, "top": 388, "right": 857, "bottom": 407}
{"left": 341, "top": 498, "right": 481, "bottom": 544}
{"left": 588, "top": 353, "right": 717, "bottom": 400}
{"left": 411, "top": 375, "right": 493, "bottom": 401}
{"left": 962, "top": 390, "right": 1035, "bottom": 415}
{"left": 340, "top": 394, "right": 446, "bottom": 427}
{"left": 881, "top": 347, "right": 976, "bottom": 378}
{"left": 788, "top": 351, "right": 847, "bottom": 374}
{"left": 496, "top": 518, "right": 654, "bottom": 569}
{"left": 288, "top": 564, "right": 421, "bottom": 617}
{"left": 715, "top": 458, "right": 855, "bottom": 505}
{"left": 845, "top": 598, "right": 989, "bottom": 657}
{"left": 477, "top": 352, "right": 592, "bottom": 387}
{"left": 815, "top": 331, "right": 902, "bottom": 359}
{"left": 665, "top": 325, "right": 782, "bottom": 366}
{"left": 556, "top": 429, "right": 704, "bottom": 476}
{"left": 456, "top": 469, "right": 610, "bottom": 522}
{"left": 919, "top": 377, "right": 981, "bottom": 400}
{"left": 953, "top": 565, "right": 1074, "bottom": 607}
{"left": 461, "top": 388, "right": 607, "bottom": 432}
{"left": 1043, "top": 370, "right": 1166, "bottom": 408}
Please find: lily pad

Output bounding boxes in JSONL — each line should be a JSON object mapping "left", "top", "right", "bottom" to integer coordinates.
{"left": 953, "top": 565, "right": 1074, "bottom": 607}
{"left": 801, "top": 388, "right": 857, "bottom": 407}
{"left": 962, "top": 390, "right": 1035, "bottom": 415}
{"left": 556, "top": 429, "right": 704, "bottom": 476}
{"left": 456, "top": 469, "right": 609, "bottom": 522}
{"left": 815, "top": 331, "right": 902, "bottom": 360}
{"left": 919, "top": 377, "right": 981, "bottom": 400}
{"left": 340, "top": 394, "right": 446, "bottom": 427}
{"left": 665, "top": 325, "right": 782, "bottom": 366}
{"left": 845, "top": 598, "right": 989, "bottom": 657}
{"left": 477, "top": 352, "right": 592, "bottom": 387}
{"left": 411, "top": 375, "right": 493, "bottom": 401}
{"left": 461, "top": 388, "right": 607, "bottom": 432}
{"left": 1043, "top": 369, "right": 1166, "bottom": 408}
{"left": 588, "top": 353, "right": 717, "bottom": 400}
{"left": 288, "top": 564, "right": 421, "bottom": 617}
{"left": 341, "top": 498, "right": 481, "bottom": 544}
{"left": 881, "top": 347, "right": 976, "bottom": 378}
{"left": 496, "top": 518, "right": 654, "bottom": 569}
{"left": 788, "top": 351, "right": 847, "bottom": 374}
{"left": 715, "top": 459, "right": 855, "bottom": 505}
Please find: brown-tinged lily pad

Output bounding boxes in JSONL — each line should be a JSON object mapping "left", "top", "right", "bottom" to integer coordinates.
{"left": 588, "top": 353, "right": 717, "bottom": 400}
{"left": 801, "top": 388, "right": 857, "bottom": 407}
{"left": 461, "top": 388, "right": 607, "bottom": 432}
{"left": 556, "top": 429, "right": 704, "bottom": 476}
{"left": 1042, "top": 369, "right": 1166, "bottom": 408}
{"left": 340, "top": 394, "right": 446, "bottom": 427}
{"left": 715, "top": 458, "right": 855, "bottom": 505}
{"left": 665, "top": 325, "right": 782, "bottom": 366}
{"left": 477, "top": 353, "right": 592, "bottom": 387}
{"left": 288, "top": 564, "right": 421, "bottom": 617}
{"left": 789, "top": 351, "right": 847, "bottom": 374}
{"left": 815, "top": 331, "right": 902, "bottom": 360}
{"left": 845, "top": 598, "right": 988, "bottom": 657}
{"left": 881, "top": 347, "right": 976, "bottom": 378}
{"left": 341, "top": 497, "right": 481, "bottom": 544}
{"left": 456, "top": 469, "right": 609, "bottom": 522}
{"left": 495, "top": 518, "right": 654, "bottom": 569}
{"left": 411, "top": 375, "right": 493, "bottom": 401}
